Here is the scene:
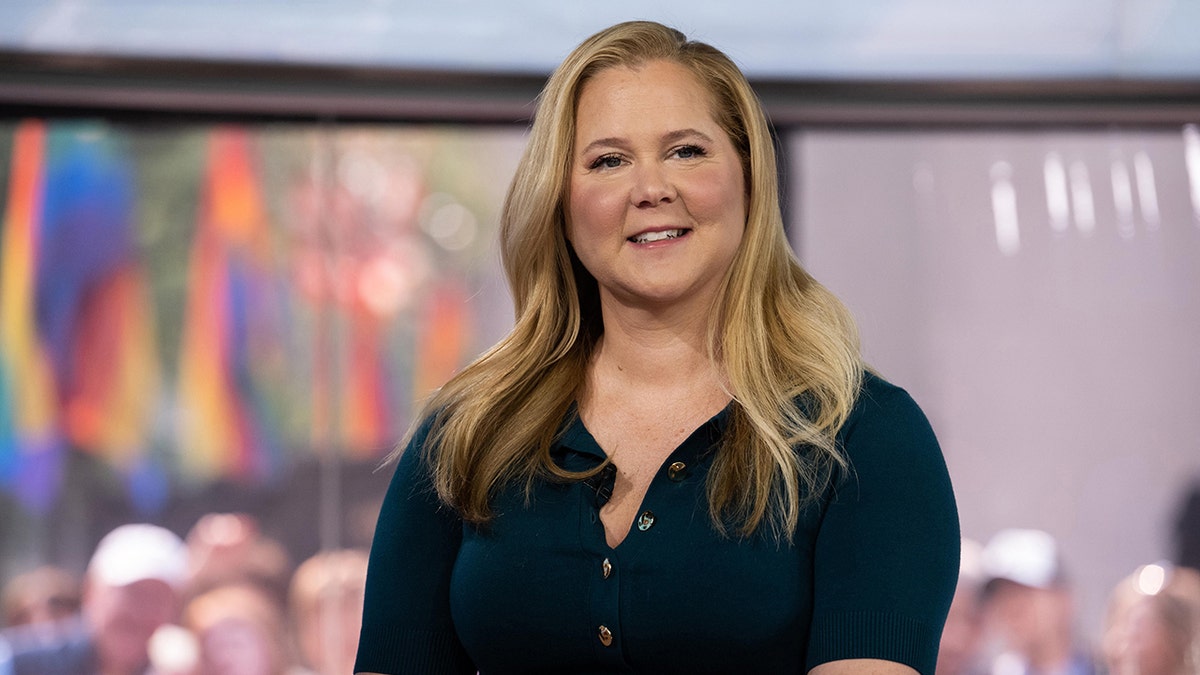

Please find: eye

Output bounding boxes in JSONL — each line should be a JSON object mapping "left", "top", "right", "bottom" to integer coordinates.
{"left": 588, "top": 154, "right": 624, "bottom": 170}
{"left": 672, "top": 144, "right": 707, "bottom": 160}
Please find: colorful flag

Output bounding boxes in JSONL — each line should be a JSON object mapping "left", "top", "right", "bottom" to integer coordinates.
{"left": 340, "top": 308, "right": 393, "bottom": 457}
{"left": 0, "top": 120, "right": 64, "bottom": 512}
{"left": 34, "top": 125, "right": 161, "bottom": 472}
{"left": 64, "top": 264, "right": 161, "bottom": 466}
{"left": 412, "top": 279, "right": 471, "bottom": 405}
{"left": 177, "top": 128, "right": 283, "bottom": 482}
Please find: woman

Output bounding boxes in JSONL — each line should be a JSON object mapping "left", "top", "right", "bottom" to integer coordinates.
{"left": 355, "top": 20, "right": 959, "bottom": 675}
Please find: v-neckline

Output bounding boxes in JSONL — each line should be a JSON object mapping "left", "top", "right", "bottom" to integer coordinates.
{"left": 571, "top": 402, "right": 732, "bottom": 550}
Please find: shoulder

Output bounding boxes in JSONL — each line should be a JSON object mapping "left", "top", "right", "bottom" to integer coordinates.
{"left": 831, "top": 370, "right": 954, "bottom": 506}
{"left": 388, "top": 409, "right": 447, "bottom": 478}
{"left": 846, "top": 371, "right": 929, "bottom": 430}
{"left": 385, "top": 411, "right": 448, "bottom": 495}
{"left": 2, "top": 620, "right": 95, "bottom": 675}
{"left": 406, "top": 410, "right": 443, "bottom": 454}
{"left": 838, "top": 371, "right": 939, "bottom": 460}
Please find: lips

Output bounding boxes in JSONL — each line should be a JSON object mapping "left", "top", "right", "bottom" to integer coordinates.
{"left": 628, "top": 228, "right": 689, "bottom": 244}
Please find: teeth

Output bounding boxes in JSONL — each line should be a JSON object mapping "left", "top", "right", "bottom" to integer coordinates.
{"left": 631, "top": 229, "right": 685, "bottom": 243}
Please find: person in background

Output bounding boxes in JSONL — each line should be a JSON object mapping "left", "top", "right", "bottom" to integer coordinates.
{"left": 185, "top": 512, "right": 293, "bottom": 610}
{"left": 182, "top": 582, "right": 296, "bottom": 675}
{"left": 354, "top": 19, "right": 959, "bottom": 675}
{"left": 289, "top": 549, "right": 368, "bottom": 675}
{"left": 1, "top": 566, "right": 81, "bottom": 629}
{"left": 938, "top": 539, "right": 987, "bottom": 675}
{"left": 1101, "top": 562, "right": 1200, "bottom": 675}
{"left": 1174, "top": 481, "right": 1200, "bottom": 572}
{"left": 2, "top": 522, "right": 188, "bottom": 675}
{"left": 977, "top": 528, "right": 1096, "bottom": 675}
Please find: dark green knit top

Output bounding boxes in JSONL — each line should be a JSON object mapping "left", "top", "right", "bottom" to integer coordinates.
{"left": 355, "top": 372, "right": 960, "bottom": 674}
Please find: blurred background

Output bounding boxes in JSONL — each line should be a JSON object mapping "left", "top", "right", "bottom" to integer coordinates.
{"left": 1, "top": 2, "right": 1198, "bottom": 674}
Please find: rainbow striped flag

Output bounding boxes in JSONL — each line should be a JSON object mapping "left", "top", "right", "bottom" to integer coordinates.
{"left": 0, "top": 120, "right": 65, "bottom": 512}
{"left": 37, "top": 125, "right": 161, "bottom": 472}
{"left": 177, "top": 127, "right": 284, "bottom": 482}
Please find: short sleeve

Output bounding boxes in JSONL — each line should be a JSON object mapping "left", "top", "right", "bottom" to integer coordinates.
{"left": 354, "top": 420, "right": 476, "bottom": 675}
{"left": 806, "top": 376, "right": 960, "bottom": 675}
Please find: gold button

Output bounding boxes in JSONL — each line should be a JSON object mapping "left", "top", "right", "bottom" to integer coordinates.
{"left": 598, "top": 624, "right": 613, "bottom": 647}
{"left": 636, "top": 511, "right": 655, "bottom": 531}
{"left": 602, "top": 557, "right": 612, "bottom": 579}
{"left": 667, "top": 461, "right": 687, "bottom": 481}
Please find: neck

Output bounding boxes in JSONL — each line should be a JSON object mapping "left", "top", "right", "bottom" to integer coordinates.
{"left": 592, "top": 296, "right": 717, "bottom": 389}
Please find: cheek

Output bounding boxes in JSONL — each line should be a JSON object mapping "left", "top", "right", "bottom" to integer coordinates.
{"left": 568, "top": 181, "right": 623, "bottom": 234}
{"left": 726, "top": 171, "right": 749, "bottom": 222}
{"left": 684, "top": 166, "right": 746, "bottom": 220}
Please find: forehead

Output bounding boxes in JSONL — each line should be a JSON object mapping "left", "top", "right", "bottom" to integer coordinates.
{"left": 573, "top": 60, "right": 719, "bottom": 136}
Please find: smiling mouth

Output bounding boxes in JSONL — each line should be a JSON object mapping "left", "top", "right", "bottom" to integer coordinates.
{"left": 629, "top": 228, "right": 689, "bottom": 244}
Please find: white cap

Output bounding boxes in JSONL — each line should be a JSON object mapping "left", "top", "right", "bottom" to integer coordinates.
{"left": 88, "top": 524, "right": 188, "bottom": 589}
{"left": 981, "top": 528, "right": 1064, "bottom": 590}
{"left": 959, "top": 537, "right": 985, "bottom": 584}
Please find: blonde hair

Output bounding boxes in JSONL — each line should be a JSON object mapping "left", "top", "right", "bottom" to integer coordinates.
{"left": 404, "top": 20, "right": 862, "bottom": 539}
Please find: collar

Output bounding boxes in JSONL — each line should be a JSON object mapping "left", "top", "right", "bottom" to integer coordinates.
{"left": 552, "top": 401, "right": 733, "bottom": 461}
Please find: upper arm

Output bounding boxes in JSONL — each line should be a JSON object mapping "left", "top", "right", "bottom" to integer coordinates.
{"left": 354, "top": 424, "right": 476, "bottom": 675}
{"left": 807, "top": 381, "right": 960, "bottom": 675}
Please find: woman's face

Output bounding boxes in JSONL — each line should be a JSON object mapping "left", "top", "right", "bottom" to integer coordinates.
{"left": 566, "top": 59, "right": 746, "bottom": 314}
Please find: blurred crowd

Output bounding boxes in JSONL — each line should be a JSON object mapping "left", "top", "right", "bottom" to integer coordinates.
{"left": 937, "top": 529, "right": 1200, "bottom": 675}
{"left": 2, "top": 519, "right": 1197, "bottom": 675}
{"left": 0, "top": 514, "right": 367, "bottom": 675}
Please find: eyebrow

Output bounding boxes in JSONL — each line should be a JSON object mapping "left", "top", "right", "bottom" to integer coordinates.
{"left": 578, "top": 128, "right": 717, "bottom": 156}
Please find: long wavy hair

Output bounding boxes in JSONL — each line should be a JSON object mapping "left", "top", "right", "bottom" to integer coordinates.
{"left": 402, "top": 20, "right": 863, "bottom": 539}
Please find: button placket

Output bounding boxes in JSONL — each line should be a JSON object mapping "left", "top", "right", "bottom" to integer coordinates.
{"left": 589, "top": 548, "right": 624, "bottom": 666}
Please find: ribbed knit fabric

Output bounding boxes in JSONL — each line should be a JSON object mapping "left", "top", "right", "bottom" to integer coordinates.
{"left": 808, "top": 611, "right": 941, "bottom": 675}
{"left": 353, "top": 628, "right": 473, "bottom": 675}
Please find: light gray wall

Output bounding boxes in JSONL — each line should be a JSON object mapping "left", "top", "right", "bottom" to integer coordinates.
{"left": 2, "top": 0, "right": 1200, "bottom": 78}
{"left": 790, "top": 127, "right": 1200, "bottom": 642}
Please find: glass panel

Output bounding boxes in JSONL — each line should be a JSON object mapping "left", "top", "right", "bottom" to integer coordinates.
{"left": 0, "top": 118, "right": 524, "bottom": 672}
{"left": 789, "top": 126, "right": 1200, "bottom": 644}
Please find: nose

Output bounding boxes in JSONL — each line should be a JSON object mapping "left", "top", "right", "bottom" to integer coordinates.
{"left": 630, "top": 162, "right": 676, "bottom": 208}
